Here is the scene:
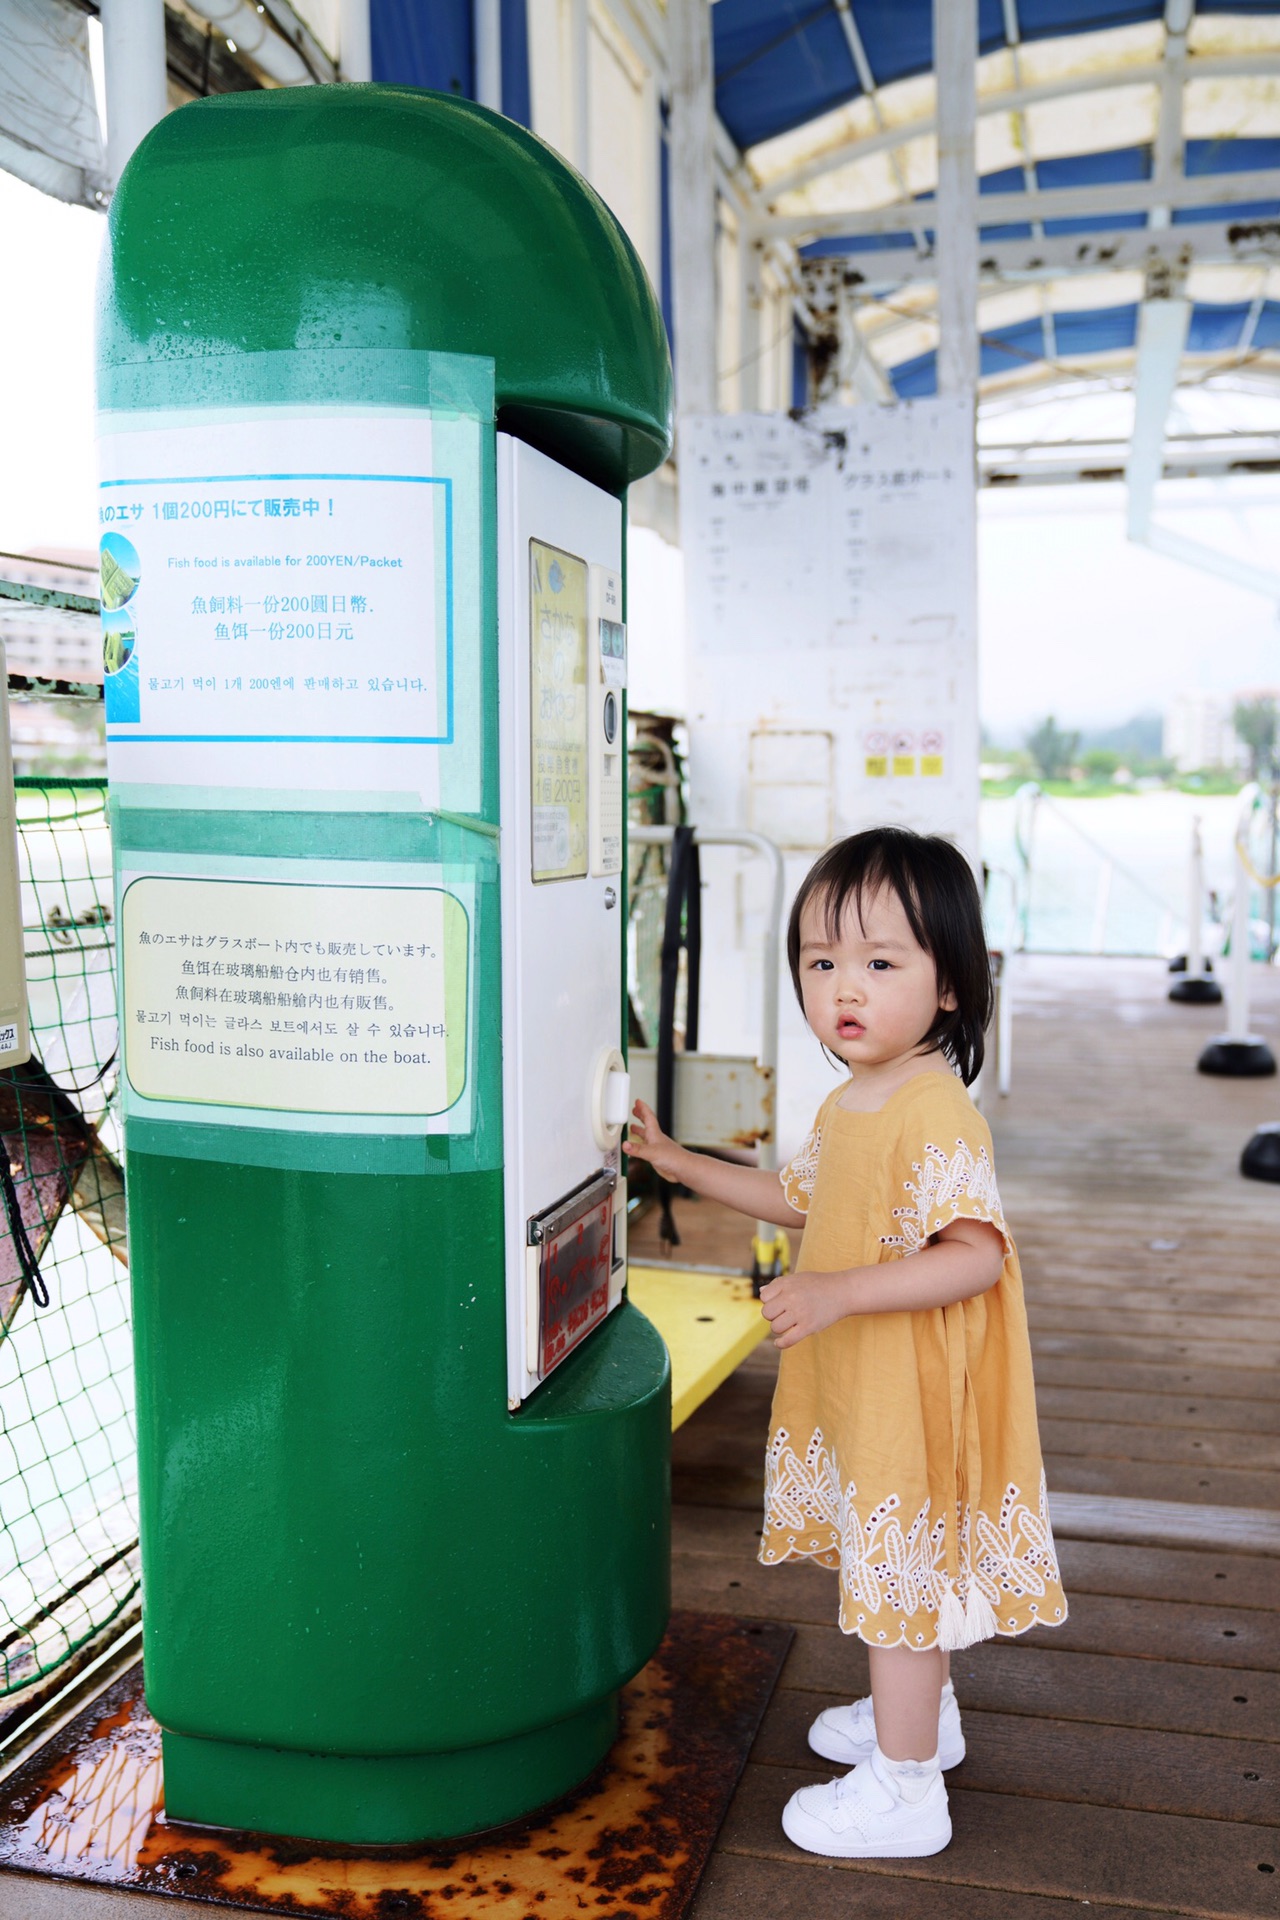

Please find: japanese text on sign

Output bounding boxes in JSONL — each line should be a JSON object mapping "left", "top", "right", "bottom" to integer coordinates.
{"left": 122, "top": 877, "right": 470, "bottom": 1119}
{"left": 97, "top": 420, "right": 451, "bottom": 745}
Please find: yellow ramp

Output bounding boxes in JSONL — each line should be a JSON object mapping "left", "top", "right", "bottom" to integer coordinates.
{"left": 628, "top": 1264, "right": 770, "bottom": 1430}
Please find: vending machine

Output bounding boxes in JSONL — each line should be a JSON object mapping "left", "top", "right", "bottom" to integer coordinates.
{"left": 98, "top": 85, "right": 672, "bottom": 1845}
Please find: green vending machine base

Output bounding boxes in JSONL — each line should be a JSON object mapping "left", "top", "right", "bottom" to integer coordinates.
{"left": 100, "top": 85, "right": 674, "bottom": 1844}
{"left": 161, "top": 1696, "right": 619, "bottom": 1846}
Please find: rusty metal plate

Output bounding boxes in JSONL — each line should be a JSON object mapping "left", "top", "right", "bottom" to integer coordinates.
{"left": 0, "top": 1610, "right": 791, "bottom": 1917}
{"left": 628, "top": 1051, "right": 774, "bottom": 1152}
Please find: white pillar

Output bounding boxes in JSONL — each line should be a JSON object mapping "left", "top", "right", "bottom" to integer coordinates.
{"left": 339, "top": 0, "right": 372, "bottom": 83}
{"left": 1229, "top": 846, "right": 1252, "bottom": 1042}
{"left": 101, "top": 0, "right": 168, "bottom": 189}
{"left": 571, "top": 0, "right": 590, "bottom": 173}
{"left": 738, "top": 239, "right": 762, "bottom": 413}
{"left": 933, "top": 0, "right": 978, "bottom": 398}
{"left": 474, "top": 0, "right": 503, "bottom": 112}
{"left": 669, "top": 0, "right": 718, "bottom": 418}
{"left": 1187, "top": 815, "right": 1204, "bottom": 975}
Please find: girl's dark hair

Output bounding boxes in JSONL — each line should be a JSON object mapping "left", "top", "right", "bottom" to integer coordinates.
{"left": 786, "top": 827, "right": 993, "bottom": 1085}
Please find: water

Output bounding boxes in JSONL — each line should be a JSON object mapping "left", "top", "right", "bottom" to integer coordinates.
{"left": 980, "top": 790, "right": 1261, "bottom": 957}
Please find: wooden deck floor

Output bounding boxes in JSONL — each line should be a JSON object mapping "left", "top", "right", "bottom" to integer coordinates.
{"left": 631, "top": 955, "right": 1280, "bottom": 1919}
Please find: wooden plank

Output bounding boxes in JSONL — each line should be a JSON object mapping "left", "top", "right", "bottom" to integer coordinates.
{"left": 1026, "top": 1305, "right": 1280, "bottom": 1347}
{"left": 1024, "top": 1285, "right": 1280, "bottom": 1318}
{"left": 1056, "top": 1538, "right": 1280, "bottom": 1613}
{"left": 673, "top": 1553, "right": 1280, "bottom": 1670}
{"left": 1019, "top": 1592, "right": 1280, "bottom": 1670}
{"left": 1036, "top": 1385, "right": 1280, "bottom": 1438}
{"left": 1031, "top": 1354, "right": 1280, "bottom": 1401}
{"left": 749, "top": 1693, "right": 1280, "bottom": 1826}
{"left": 1031, "top": 1330, "right": 1273, "bottom": 1370}
{"left": 716, "top": 1763, "right": 1280, "bottom": 1917}
{"left": 1049, "top": 1475, "right": 1280, "bottom": 1530}
{"left": 1040, "top": 1417, "right": 1280, "bottom": 1470}
{"left": 782, "top": 1624, "right": 1280, "bottom": 1743}
{"left": 627, "top": 1264, "right": 769, "bottom": 1429}
{"left": 691, "top": 1852, "right": 1170, "bottom": 1919}
{"left": 674, "top": 1504, "right": 1280, "bottom": 1610}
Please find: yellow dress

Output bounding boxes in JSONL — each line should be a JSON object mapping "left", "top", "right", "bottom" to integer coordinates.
{"left": 760, "top": 1070, "right": 1067, "bottom": 1651}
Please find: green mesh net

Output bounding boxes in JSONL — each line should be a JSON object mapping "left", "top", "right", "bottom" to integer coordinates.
{"left": 0, "top": 780, "right": 136, "bottom": 1697}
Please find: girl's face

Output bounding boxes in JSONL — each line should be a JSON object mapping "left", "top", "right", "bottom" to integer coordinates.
{"left": 797, "top": 883, "right": 955, "bottom": 1074}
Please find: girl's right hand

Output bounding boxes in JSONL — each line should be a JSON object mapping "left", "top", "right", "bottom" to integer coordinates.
{"left": 623, "top": 1098, "right": 687, "bottom": 1182}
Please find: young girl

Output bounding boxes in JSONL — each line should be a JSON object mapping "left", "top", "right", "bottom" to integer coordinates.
{"left": 626, "top": 826, "right": 1066, "bottom": 1860}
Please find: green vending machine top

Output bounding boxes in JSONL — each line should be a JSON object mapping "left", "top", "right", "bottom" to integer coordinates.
{"left": 98, "top": 85, "right": 673, "bottom": 1844}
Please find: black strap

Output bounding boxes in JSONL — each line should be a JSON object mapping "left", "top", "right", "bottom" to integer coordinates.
{"left": 0, "top": 1152, "right": 49, "bottom": 1310}
{"left": 655, "top": 826, "right": 702, "bottom": 1246}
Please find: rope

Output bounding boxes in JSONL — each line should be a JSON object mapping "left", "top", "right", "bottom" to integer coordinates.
{"left": 1235, "top": 836, "right": 1280, "bottom": 890}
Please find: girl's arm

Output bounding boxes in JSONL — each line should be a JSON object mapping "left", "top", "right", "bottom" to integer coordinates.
{"left": 759, "top": 1217, "right": 1004, "bottom": 1349}
{"left": 624, "top": 1098, "right": 805, "bottom": 1230}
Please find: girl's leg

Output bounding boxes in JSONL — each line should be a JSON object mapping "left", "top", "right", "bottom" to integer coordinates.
{"left": 868, "top": 1645, "right": 945, "bottom": 1761}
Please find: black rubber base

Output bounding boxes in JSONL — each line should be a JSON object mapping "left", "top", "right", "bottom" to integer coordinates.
{"left": 1169, "top": 975, "right": 1224, "bottom": 1005}
{"left": 1198, "top": 1037, "right": 1278, "bottom": 1078}
{"left": 1242, "top": 1124, "right": 1280, "bottom": 1182}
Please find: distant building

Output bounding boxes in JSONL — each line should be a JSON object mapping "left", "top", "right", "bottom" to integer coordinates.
{"left": 0, "top": 549, "right": 100, "bottom": 683}
{"left": 1162, "top": 693, "right": 1244, "bottom": 774}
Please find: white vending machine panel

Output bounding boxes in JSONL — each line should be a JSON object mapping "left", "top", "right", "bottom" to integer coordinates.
{"left": 497, "top": 438, "right": 628, "bottom": 1407}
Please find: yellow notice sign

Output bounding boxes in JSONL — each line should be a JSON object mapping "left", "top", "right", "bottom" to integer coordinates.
{"left": 529, "top": 540, "right": 589, "bottom": 882}
{"left": 122, "top": 876, "right": 469, "bottom": 1117}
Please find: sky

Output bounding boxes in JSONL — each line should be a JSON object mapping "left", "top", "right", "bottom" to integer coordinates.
{"left": 3, "top": 162, "right": 1280, "bottom": 744}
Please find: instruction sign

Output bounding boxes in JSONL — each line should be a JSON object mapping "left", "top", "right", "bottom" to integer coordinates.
{"left": 97, "top": 412, "right": 452, "bottom": 747}
{"left": 529, "top": 540, "right": 589, "bottom": 882}
{"left": 121, "top": 876, "right": 470, "bottom": 1119}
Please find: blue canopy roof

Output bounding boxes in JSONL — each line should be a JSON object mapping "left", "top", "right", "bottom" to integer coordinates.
{"left": 714, "top": 0, "right": 1280, "bottom": 149}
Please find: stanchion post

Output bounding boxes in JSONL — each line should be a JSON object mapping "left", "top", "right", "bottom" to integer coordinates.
{"left": 1170, "top": 813, "right": 1221, "bottom": 1002}
{"left": 1199, "top": 786, "right": 1275, "bottom": 1077}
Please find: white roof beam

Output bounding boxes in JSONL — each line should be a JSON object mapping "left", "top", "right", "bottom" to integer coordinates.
{"left": 1150, "top": 0, "right": 1192, "bottom": 231}
{"left": 826, "top": 220, "right": 1280, "bottom": 291}
{"left": 758, "top": 49, "right": 1280, "bottom": 204}
{"left": 765, "top": 167, "right": 1280, "bottom": 241}
{"left": 936, "top": 0, "right": 979, "bottom": 397}
{"left": 669, "top": 0, "right": 718, "bottom": 415}
{"left": 833, "top": 1, "right": 931, "bottom": 254}
{"left": 1126, "top": 288, "right": 1191, "bottom": 539}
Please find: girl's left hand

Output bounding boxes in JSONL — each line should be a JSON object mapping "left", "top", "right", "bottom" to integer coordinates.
{"left": 759, "top": 1269, "right": 854, "bottom": 1349}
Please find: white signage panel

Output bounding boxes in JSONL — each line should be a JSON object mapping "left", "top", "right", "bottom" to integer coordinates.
{"left": 120, "top": 872, "right": 472, "bottom": 1130}
{"left": 97, "top": 409, "right": 481, "bottom": 806}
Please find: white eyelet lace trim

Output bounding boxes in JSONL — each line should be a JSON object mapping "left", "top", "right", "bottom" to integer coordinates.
{"left": 760, "top": 1427, "right": 1065, "bottom": 1646}
{"left": 780, "top": 1123, "right": 821, "bottom": 1211}
{"left": 882, "top": 1136, "right": 1008, "bottom": 1255}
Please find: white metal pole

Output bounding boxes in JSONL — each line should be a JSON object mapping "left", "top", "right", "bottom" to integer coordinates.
{"left": 101, "top": 0, "right": 169, "bottom": 189}
{"left": 668, "top": 0, "right": 718, "bottom": 418}
{"left": 1187, "top": 814, "right": 1204, "bottom": 976}
{"left": 339, "top": 0, "right": 372, "bottom": 82}
{"left": 474, "top": 0, "right": 503, "bottom": 111}
{"left": 1229, "top": 852, "right": 1251, "bottom": 1042}
{"left": 571, "top": 0, "right": 590, "bottom": 172}
{"left": 933, "top": 0, "right": 979, "bottom": 398}
{"left": 1091, "top": 861, "right": 1113, "bottom": 955}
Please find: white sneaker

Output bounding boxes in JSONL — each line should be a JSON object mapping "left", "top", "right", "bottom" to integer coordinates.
{"left": 782, "top": 1752, "right": 951, "bottom": 1859}
{"left": 808, "top": 1684, "right": 965, "bottom": 1770}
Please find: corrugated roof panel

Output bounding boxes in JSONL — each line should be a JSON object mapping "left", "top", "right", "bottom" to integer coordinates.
{"left": 1187, "top": 299, "right": 1254, "bottom": 349}
{"left": 1184, "top": 74, "right": 1280, "bottom": 142}
{"left": 1014, "top": 2, "right": 1162, "bottom": 40}
{"left": 1251, "top": 299, "right": 1280, "bottom": 346}
{"left": 1024, "top": 80, "right": 1158, "bottom": 160}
